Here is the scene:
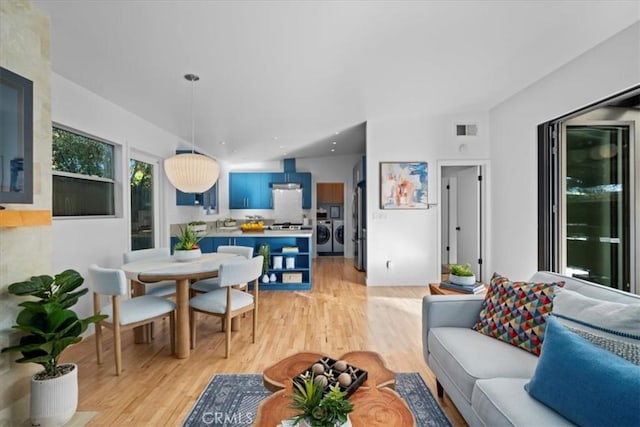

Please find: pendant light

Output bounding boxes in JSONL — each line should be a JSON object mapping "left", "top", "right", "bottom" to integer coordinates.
{"left": 164, "top": 74, "right": 220, "bottom": 193}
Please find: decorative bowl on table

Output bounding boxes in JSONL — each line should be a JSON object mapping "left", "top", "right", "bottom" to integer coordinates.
{"left": 294, "top": 356, "right": 368, "bottom": 398}
{"left": 450, "top": 274, "right": 476, "bottom": 285}
{"left": 174, "top": 248, "right": 201, "bottom": 262}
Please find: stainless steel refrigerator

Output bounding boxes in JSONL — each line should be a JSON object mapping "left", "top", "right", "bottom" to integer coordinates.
{"left": 353, "top": 182, "right": 366, "bottom": 271}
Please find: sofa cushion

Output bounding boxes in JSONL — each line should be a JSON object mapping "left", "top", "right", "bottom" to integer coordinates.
{"left": 428, "top": 327, "right": 538, "bottom": 404}
{"left": 473, "top": 273, "right": 562, "bottom": 356}
{"left": 525, "top": 317, "right": 640, "bottom": 427}
{"left": 472, "top": 378, "right": 575, "bottom": 427}
{"left": 552, "top": 288, "right": 640, "bottom": 364}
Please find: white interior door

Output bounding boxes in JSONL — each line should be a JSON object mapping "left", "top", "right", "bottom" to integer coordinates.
{"left": 441, "top": 165, "right": 483, "bottom": 279}
{"left": 456, "top": 166, "right": 480, "bottom": 276}
{"left": 441, "top": 177, "right": 458, "bottom": 265}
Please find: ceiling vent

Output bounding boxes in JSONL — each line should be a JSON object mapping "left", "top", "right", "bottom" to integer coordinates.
{"left": 456, "top": 124, "right": 478, "bottom": 137}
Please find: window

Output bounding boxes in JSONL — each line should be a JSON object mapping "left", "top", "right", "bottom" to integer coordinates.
{"left": 52, "top": 126, "right": 118, "bottom": 217}
{"left": 538, "top": 87, "right": 639, "bottom": 293}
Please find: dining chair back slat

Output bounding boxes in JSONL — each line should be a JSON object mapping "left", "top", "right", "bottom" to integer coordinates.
{"left": 217, "top": 245, "right": 254, "bottom": 259}
{"left": 218, "top": 255, "right": 263, "bottom": 287}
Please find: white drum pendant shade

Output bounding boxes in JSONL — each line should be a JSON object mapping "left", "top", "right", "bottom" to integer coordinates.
{"left": 164, "top": 152, "right": 220, "bottom": 193}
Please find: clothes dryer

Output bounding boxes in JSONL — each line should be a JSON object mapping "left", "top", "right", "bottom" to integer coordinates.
{"left": 332, "top": 220, "right": 344, "bottom": 254}
{"left": 316, "top": 220, "right": 333, "bottom": 254}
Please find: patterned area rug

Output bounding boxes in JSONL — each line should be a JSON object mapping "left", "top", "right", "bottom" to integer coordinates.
{"left": 183, "top": 372, "right": 451, "bottom": 427}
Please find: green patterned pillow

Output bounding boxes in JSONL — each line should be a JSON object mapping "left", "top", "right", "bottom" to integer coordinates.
{"left": 472, "top": 273, "right": 563, "bottom": 356}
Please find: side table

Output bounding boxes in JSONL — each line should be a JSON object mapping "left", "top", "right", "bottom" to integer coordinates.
{"left": 429, "top": 282, "right": 486, "bottom": 296}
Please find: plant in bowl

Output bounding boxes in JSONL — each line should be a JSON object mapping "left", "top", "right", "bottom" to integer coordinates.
{"left": 1, "top": 269, "right": 107, "bottom": 426}
{"left": 449, "top": 263, "right": 476, "bottom": 285}
{"left": 174, "top": 224, "right": 204, "bottom": 261}
{"left": 291, "top": 374, "right": 353, "bottom": 427}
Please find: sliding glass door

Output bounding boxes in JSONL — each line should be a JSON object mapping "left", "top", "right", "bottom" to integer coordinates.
{"left": 563, "top": 124, "right": 631, "bottom": 290}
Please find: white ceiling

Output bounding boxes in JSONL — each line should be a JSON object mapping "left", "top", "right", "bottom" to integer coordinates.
{"left": 31, "top": 0, "right": 639, "bottom": 164}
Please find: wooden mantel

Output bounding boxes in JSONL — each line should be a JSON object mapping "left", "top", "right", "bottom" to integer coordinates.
{"left": 0, "top": 210, "right": 52, "bottom": 227}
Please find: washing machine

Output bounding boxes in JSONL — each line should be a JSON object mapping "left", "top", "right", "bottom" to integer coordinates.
{"left": 332, "top": 220, "right": 344, "bottom": 254}
{"left": 316, "top": 220, "right": 333, "bottom": 254}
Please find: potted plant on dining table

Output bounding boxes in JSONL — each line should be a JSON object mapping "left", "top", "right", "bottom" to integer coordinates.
{"left": 174, "top": 224, "right": 204, "bottom": 262}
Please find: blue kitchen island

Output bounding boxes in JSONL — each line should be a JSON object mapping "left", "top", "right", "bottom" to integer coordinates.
{"left": 171, "top": 229, "right": 313, "bottom": 291}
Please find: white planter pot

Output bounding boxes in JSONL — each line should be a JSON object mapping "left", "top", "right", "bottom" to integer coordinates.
{"left": 31, "top": 363, "right": 78, "bottom": 427}
{"left": 450, "top": 274, "right": 476, "bottom": 285}
{"left": 174, "top": 248, "right": 202, "bottom": 262}
{"left": 300, "top": 415, "right": 351, "bottom": 427}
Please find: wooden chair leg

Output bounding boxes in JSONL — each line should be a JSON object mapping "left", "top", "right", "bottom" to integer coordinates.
{"left": 95, "top": 321, "right": 103, "bottom": 364}
{"left": 252, "top": 306, "right": 257, "bottom": 344}
{"left": 225, "top": 314, "right": 231, "bottom": 359}
{"left": 189, "top": 309, "right": 196, "bottom": 350}
{"left": 169, "top": 312, "right": 176, "bottom": 354}
{"left": 114, "top": 323, "right": 122, "bottom": 376}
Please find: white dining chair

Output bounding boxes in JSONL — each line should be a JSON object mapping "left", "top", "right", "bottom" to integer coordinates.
{"left": 190, "top": 245, "right": 254, "bottom": 294}
{"left": 189, "top": 255, "right": 263, "bottom": 358}
{"left": 123, "top": 248, "right": 176, "bottom": 298}
{"left": 89, "top": 264, "right": 176, "bottom": 375}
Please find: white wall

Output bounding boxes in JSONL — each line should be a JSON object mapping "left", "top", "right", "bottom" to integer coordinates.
{"left": 489, "top": 22, "right": 640, "bottom": 280}
{"left": 365, "top": 112, "right": 490, "bottom": 285}
{"left": 51, "top": 73, "right": 194, "bottom": 320}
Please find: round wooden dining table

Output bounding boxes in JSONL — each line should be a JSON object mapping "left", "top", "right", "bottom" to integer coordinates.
{"left": 121, "top": 252, "right": 239, "bottom": 359}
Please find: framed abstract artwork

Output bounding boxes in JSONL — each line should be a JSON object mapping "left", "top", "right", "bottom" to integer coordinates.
{"left": 380, "top": 162, "right": 428, "bottom": 209}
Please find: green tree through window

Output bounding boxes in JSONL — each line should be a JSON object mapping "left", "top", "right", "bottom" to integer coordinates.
{"left": 53, "top": 127, "right": 113, "bottom": 178}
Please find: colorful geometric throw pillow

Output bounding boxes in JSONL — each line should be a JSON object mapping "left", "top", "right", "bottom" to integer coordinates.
{"left": 472, "top": 273, "right": 563, "bottom": 356}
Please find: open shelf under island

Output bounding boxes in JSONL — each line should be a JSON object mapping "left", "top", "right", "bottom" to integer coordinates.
{"left": 170, "top": 229, "right": 313, "bottom": 291}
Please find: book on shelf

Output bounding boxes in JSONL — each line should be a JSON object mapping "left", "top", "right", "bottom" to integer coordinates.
{"left": 281, "top": 246, "right": 299, "bottom": 253}
{"left": 439, "top": 280, "right": 485, "bottom": 294}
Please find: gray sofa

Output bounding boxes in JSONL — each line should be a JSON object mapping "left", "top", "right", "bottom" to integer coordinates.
{"left": 422, "top": 271, "right": 640, "bottom": 427}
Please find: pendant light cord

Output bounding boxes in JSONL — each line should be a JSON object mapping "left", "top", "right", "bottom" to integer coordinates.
{"left": 190, "top": 76, "right": 195, "bottom": 154}
{"left": 185, "top": 73, "right": 200, "bottom": 154}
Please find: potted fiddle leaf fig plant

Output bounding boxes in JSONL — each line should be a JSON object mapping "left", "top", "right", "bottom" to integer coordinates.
{"left": 1, "top": 269, "right": 107, "bottom": 427}
{"left": 174, "top": 224, "right": 204, "bottom": 261}
{"left": 291, "top": 374, "right": 353, "bottom": 427}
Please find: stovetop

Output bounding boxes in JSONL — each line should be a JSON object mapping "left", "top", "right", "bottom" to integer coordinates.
{"left": 270, "top": 223, "right": 311, "bottom": 230}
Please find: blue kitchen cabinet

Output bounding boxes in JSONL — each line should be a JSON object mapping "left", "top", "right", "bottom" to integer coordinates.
{"left": 272, "top": 172, "right": 312, "bottom": 209}
{"left": 229, "top": 172, "right": 271, "bottom": 209}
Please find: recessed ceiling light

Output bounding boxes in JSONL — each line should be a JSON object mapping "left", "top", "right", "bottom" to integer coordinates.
{"left": 332, "top": 141, "right": 337, "bottom": 145}
{"left": 220, "top": 141, "right": 226, "bottom": 145}
{"left": 273, "top": 136, "right": 279, "bottom": 140}
{"left": 330, "top": 148, "right": 336, "bottom": 152}
{"left": 335, "top": 131, "right": 340, "bottom": 135}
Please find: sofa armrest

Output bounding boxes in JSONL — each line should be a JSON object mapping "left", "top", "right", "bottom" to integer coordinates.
{"left": 422, "top": 295, "right": 485, "bottom": 360}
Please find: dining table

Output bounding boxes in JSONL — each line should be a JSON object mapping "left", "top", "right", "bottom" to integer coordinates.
{"left": 121, "top": 251, "right": 239, "bottom": 359}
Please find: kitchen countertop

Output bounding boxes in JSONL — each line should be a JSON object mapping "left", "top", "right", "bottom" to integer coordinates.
{"left": 177, "top": 229, "right": 314, "bottom": 238}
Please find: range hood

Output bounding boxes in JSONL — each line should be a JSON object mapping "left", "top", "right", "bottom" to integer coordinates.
{"left": 272, "top": 183, "right": 301, "bottom": 190}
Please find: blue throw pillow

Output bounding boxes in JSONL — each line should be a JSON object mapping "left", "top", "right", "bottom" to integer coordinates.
{"left": 525, "top": 316, "right": 640, "bottom": 427}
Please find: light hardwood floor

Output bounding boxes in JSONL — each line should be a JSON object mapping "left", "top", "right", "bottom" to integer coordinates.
{"left": 62, "top": 256, "right": 465, "bottom": 426}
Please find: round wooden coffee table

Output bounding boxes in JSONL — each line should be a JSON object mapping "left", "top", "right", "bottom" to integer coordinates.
{"left": 256, "top": 351, "right": 415, "bottom": 426}
{"left": 263, "top": 350, "right": 396, "bottom": 392}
